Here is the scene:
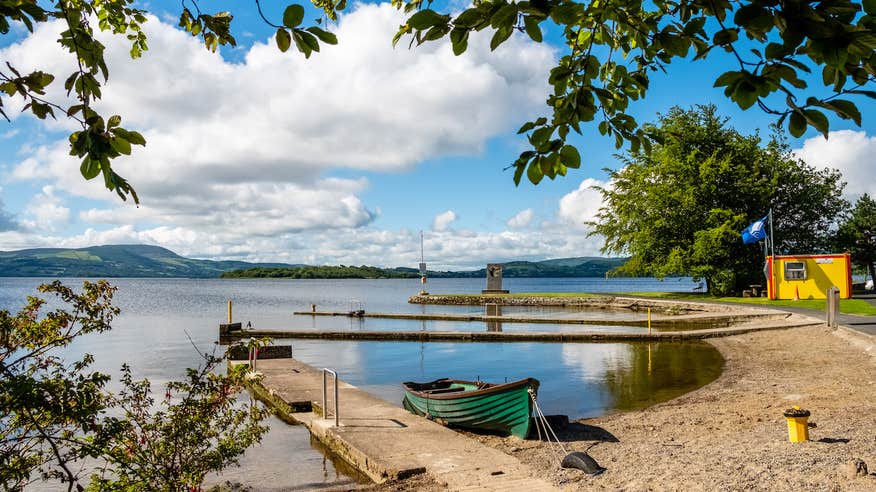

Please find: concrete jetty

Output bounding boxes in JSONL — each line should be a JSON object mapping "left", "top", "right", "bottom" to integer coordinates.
{"left": 222, "top": 312, "right": 821, "bottom": 343}
{"left": 239, "top": 358, "right": 559, "bottom": 490}
{"left": 292, "top": 309, "right": 791, "bottom": 329}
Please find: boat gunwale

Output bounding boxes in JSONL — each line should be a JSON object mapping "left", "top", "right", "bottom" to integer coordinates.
{"left": 401, "top": 377, "right": 539, "bottom": 400}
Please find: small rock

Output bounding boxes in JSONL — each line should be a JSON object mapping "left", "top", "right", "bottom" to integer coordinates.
{"left": 807, "top": 421, "right": 817, "bottom": 428}
{"left": 839, "top": 459, "right": 868, "bottom": 479}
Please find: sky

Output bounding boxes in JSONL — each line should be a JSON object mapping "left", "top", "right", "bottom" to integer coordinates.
{"left": 1, "top": 1, "right": 875, "bottom": 270}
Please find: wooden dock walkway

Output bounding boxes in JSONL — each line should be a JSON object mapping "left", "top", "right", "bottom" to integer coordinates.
{"left": 238, "top": 358, "right": 559, "bottom": 491}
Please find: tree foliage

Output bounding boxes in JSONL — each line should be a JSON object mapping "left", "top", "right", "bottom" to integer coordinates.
{"left": 2, "top": 0, "right": 874, "bottom": 200}
{"left": 0, "top": 281, "right": 269, "bottom": 490}
{"left": 392, "top": 0, "right": 876, "bottom": 186}
{"left": 836, "top": 193, "right": 876, "bottom": 281}
{"left": 591, "top": 105, "right": 846, "bottom": 295}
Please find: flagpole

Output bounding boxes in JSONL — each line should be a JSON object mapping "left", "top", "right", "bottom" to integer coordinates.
{"left": 769, "top": 208, "right": 776, "bottom": 299}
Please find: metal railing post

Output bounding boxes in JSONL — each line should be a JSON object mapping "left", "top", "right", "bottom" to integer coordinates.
{"left": 322, "top": 368, "right": 339, "bottom": 427}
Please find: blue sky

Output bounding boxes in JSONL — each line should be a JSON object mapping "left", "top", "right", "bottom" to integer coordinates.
{"left": 1, "top": 1, "right": 875, "bottom": 269}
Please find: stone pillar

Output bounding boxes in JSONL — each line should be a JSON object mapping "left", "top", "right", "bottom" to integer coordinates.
{"left": 482, "top": 263, "right": 509, "bottom": 294}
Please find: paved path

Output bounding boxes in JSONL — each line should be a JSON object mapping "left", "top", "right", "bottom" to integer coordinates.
{"left": 668, "top": 294, "right": 876, "bottom": 338}
{"left": 240, "top": 358, "right": 559, "bottom": 491}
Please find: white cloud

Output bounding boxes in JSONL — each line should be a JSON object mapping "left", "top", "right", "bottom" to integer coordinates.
{"left": 3, "top": 3, "right": 555, "bottom": 246}
{"left": 793, "top": 130, "right": 876, "bottom": 199}
{"left": 1, "top": 129, "right": 19, "bottom": 139}
{"left": 432, "top": 210, "right": 457, "bottom": 231}
{"left": 21, "top": 185, "right": 70, "bottom": 232}
{"left": 506, "top": 208, "right": 534, "bottom": 228}
{"left": 558, "top": 178, "right": 607, "bottom": 230}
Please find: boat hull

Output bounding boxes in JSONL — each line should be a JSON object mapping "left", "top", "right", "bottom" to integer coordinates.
{"left": 401, "top": 378, "right": 538, "bottom": 439}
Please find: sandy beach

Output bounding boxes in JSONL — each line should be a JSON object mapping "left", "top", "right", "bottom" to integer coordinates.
{"left": 366, "top": 323, "right": 876, "bottom": 491}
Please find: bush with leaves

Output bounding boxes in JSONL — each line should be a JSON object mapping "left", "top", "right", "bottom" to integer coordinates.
{"left": 0, "top": 281, "right": 269, "bottom": 490}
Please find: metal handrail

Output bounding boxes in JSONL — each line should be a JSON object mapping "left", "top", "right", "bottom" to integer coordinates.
{"left": 249, "top": 338, "right": 258, "bottom": 371}
{"left": 322, "top": 368, "right": 339, "bottom": 427}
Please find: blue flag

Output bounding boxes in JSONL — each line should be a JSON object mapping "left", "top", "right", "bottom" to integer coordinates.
{"left": 741, "top": 215, "right": 768, "bottom": 244}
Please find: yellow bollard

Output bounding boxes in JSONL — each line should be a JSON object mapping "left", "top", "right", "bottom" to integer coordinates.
{"left": 647, "top": 308, "right": 652, "bottom": 336}
{"left": 227, "top": 300, "right": 233, "bottom": 324}
{"left": 783, "top": 406, "right": 810, "bottom": 442}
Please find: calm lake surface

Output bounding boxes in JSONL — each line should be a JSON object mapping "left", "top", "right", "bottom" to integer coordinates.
{"left": 1, "top": 276, "right": 722, "bottom": 489}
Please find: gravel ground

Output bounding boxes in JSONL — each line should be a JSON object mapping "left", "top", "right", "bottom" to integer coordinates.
{"left": 357, "top": 325, "right": 876, "bottom": 491}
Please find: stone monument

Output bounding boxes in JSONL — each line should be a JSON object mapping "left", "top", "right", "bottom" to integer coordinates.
{"left": 482, "top": 263, "right": 509, "bottom": 294}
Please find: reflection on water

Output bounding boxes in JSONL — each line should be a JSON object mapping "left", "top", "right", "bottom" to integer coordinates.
{"left": 1, "top": 277, "right": 720, "bottom": 489}
{"left": 286, "top": 338, "right": 723, "bottom": 419}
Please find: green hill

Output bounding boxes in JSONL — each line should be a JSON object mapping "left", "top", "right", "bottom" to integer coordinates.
{"left": 0, "top": 245, "right": 627, "bottom": 279}
{"left": 0, "top": 244, "right": 296, "bottom": 278}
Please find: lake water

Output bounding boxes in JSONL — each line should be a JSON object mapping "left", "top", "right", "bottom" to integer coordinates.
{"left": 1, "top": 276, "right": 722, "bottom": 489}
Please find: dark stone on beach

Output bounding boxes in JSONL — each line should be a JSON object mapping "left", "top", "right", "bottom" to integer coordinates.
{"left": 561, "top": 452, "right": 605, "bottom": 475}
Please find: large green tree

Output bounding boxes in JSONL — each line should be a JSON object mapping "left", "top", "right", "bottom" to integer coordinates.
{"left": 2, "top": 0, "right": 874, "bottom": 201}
{"left": 836, "top": 193, "right": 876, "bottom": 282}
{"left": 592, "top": 105, "right": 846, "bottom": 295}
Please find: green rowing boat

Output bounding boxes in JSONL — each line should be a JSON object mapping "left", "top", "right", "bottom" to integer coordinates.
{"left": 401, "top": 377, "right": 539, "bottom": 439}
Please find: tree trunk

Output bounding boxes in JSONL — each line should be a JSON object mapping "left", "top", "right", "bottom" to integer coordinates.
{"left": 869, "top": 262, "right": 876, "bottom": 288}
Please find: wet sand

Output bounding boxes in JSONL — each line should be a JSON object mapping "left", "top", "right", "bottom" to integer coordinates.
{"left": 362, "top": 324, "right": 876, "bottom": 491}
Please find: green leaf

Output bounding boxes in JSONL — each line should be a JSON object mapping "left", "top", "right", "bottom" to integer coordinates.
{"left": 523, "top": 16, "right": 542, "bottom": 43}
{"left": 110, "top": 137, "right": 132, "bottom": 155}
{"left": 407, "top": 9, "right": 448, "bottom": 30}
{"left": 107, "top": 115, "right": 121, "bottom": 129}
{"left": 513, "top": 162, "right": 525, "bottom": 185}
{"left": 450, "top": 28, "right": 469, "bottom": 56}
{"left": 276, "top": 28, "right": 291, "bottom": 52}
{"left": 802, "top": 109, "right": 829, "bottom": 135}
{"left": 80, "top": 156, "right": 100, "bottom": 180}
{"left": 298, "top": 30, "right": 320, "bottom": 52}
{"left": 490, "top": 26, "right": 513, "bottom": 51}
{"left": 491, "top": 4, "right": 518, "bottom": 29}
{"left": 788, "top": 111, "right": 806, "bottom": 137}
{"left": 292, "top": 30, "right": 312, "bottom": 58}
{"left": 527, "top": 159, "right": 544, "bottom": 185}
{"left": 713, "top": 71, "right": 742, "bottom": 88}
{"left": 306, "top": 26, "right": 337, "bottom": 45}
{"left": 530, "top": 126, "right": 553, "bottom": 147}
{"left": 454, "top": 9, "right": 482, "bottom": 28}
{"left": 283, "top": 5, "right": 305, "bottom": 28}
{"left": 863, "top": 0, "right": 876, "bottom": 15}
{"left": 713, "top": 28, "right": 738, "bottom": 45}
{"left": 560, "top": 145, "right": 580, "bottom": 169}
{"left": 518, "top": 121, "right": 536, "bottom": 134}
{"left": 827, "top": 99, "right": 861, "bottom": 126}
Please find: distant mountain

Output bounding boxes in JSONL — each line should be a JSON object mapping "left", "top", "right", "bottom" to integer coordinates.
{"left": 0, "top": 245, "right": 298, "bottom": 278}
{"left": 0, "top": 245, "right": 627, "bottom": 278}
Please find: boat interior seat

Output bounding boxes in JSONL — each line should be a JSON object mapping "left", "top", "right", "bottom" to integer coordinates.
{"left": 423, "top": 387, "right": 465, "bottom": 395}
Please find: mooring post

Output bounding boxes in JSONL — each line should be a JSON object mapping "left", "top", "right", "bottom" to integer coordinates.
{"left": 648, "top": 308, "right": 652, "bottom": 336}
{"left": 227, "top": 300, "right": 233, "bottom": 324}
{"left": 826, "top": 286, "right": 839, "bottom": 328}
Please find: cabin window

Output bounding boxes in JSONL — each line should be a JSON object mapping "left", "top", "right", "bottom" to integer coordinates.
{"left": 784, "top": 261, "right": 807, "bottom": 280}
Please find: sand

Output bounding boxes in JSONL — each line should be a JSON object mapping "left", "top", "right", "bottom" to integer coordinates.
{"left": 363, "top": 324, "right": 876, "bottom": 491}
